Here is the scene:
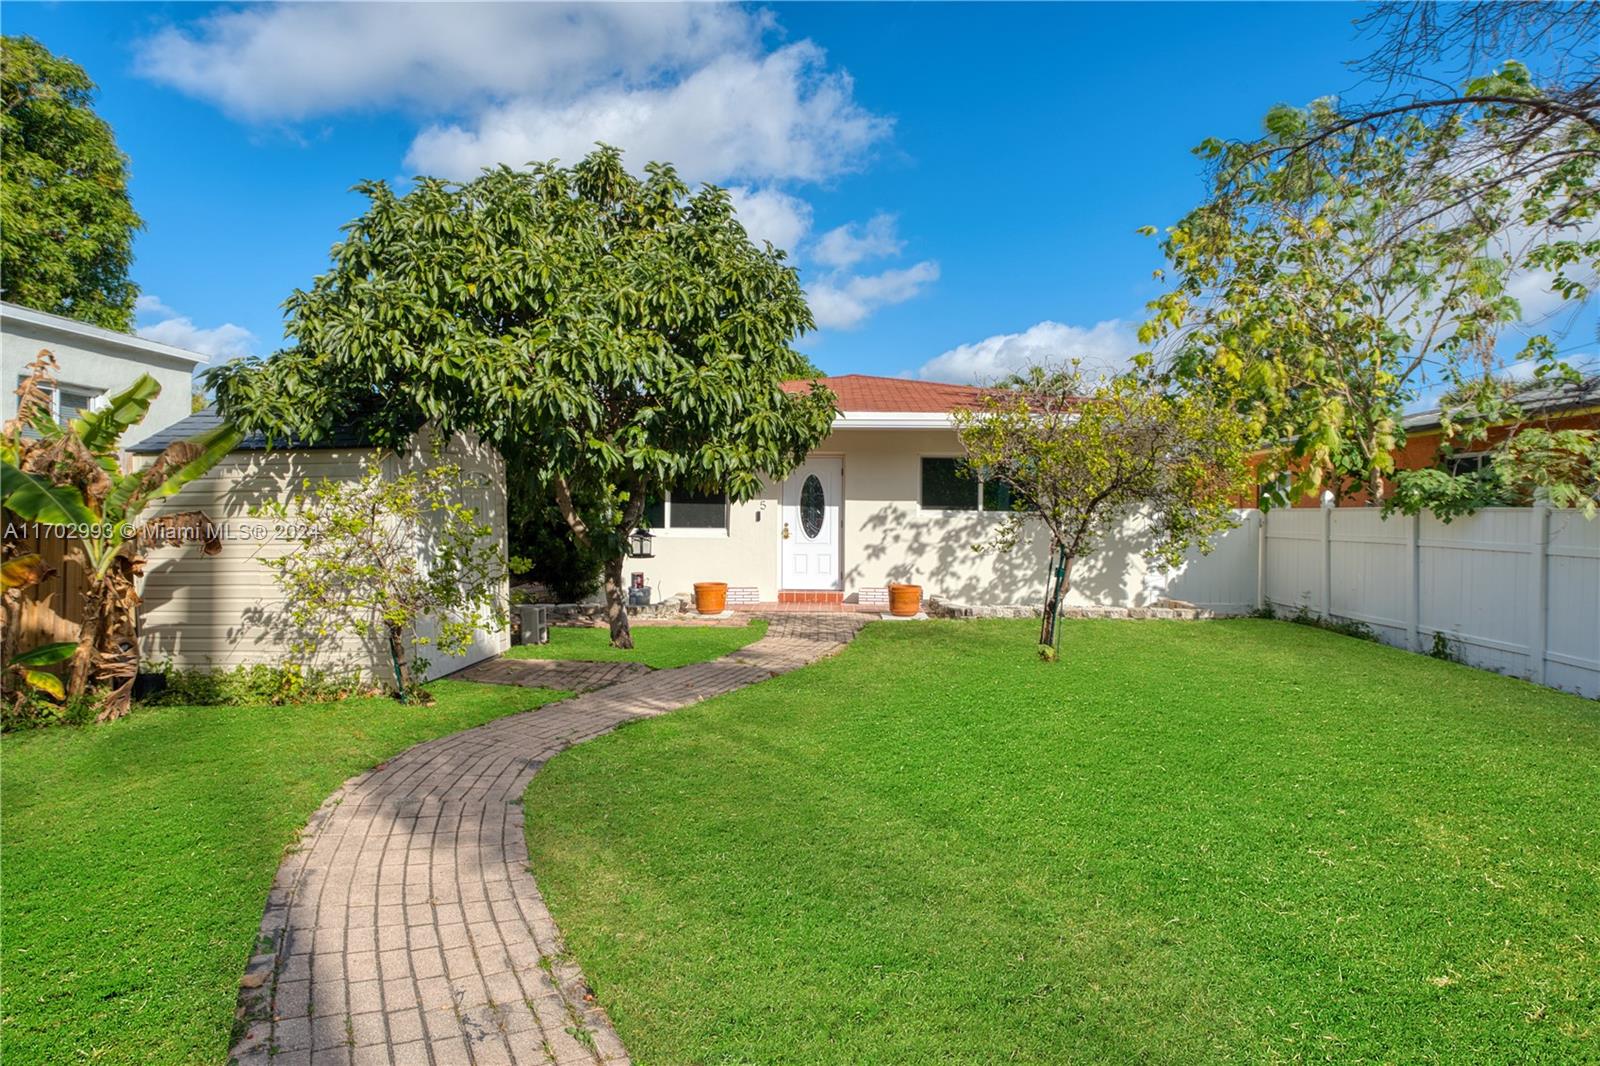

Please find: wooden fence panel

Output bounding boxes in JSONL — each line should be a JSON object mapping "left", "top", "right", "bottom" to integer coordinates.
{"left": 5, "top": 522, "right": 88, "bottom": 656}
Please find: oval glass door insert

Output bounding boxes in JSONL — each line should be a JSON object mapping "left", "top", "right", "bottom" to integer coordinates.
{"left": 800, "top": 474, "right": 825, "bottom": 539}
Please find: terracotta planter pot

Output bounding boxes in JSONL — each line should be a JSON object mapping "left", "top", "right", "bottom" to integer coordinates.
{"left": 887, "top": 583, "right": 922, "bottom": 617}
{"left": 694, "top": 582, "right": 729, "bottom": 615}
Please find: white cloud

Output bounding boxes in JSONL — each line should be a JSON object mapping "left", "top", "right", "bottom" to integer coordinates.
{"left": 725, "top": 186, "right": 813, "bottom": 252}
{"left": 134, "top": 4, "right": 761, "bottom": 122}
{"left": 808, "top": 261, "right": 939, "bottom": 330}
{"left": 137, "top": 7, "right": 887, "bottom": 185}
{"left": 403, "top": 44, "right": 887, "bottom": 183}
{"left": 135, "top": 295, "right": 253, "bottom": 361}
{"left": 916, "top": 320, "right": 1140, "bottom": 384}
{"left": 137, "top": 4, "right": 915, "bottom": 329}
{"left": 811, "top": 213, "right": 903, "bottom": 270}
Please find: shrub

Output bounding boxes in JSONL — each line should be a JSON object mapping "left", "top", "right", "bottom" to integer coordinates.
{"left": 1289, "top": 608, "right": 1377, "bottom": 642}
{"left": 138, "top": 662, "right": 373, "bottom": 707}
{"left": 3, "top": 688, "right": 100, "bottom": 731}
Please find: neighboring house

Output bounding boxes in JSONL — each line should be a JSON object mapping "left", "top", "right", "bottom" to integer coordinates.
{"left": 1269, "top": 374, "right": 1600, "bottom": 508}
{"left": 1395, "top": 374, "right": 1600, "bottom": 477}
{"left": 1, "top": 301, "right": 205, "bottom": 436}
{"left": 633, "top": 374, "right": 1253, "bottom": 612}
{"left": 128, "top": 411, "right": 510, "bottom": 681}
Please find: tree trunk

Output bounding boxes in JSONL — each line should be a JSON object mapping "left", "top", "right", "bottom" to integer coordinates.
{"left": 93, "top": 557, "right": 142, "bottom": 721}
{"left": 603, "top": 553, "right": 633, "bottom": 649}
{"left": 385, "top": 621, "right": 412, "bottom": 696}
{"left": 1037, "top": 549, "right": 1073, "bottom": 655}
{"left": 67, "top": 583, "right": 107, "bottom": 698}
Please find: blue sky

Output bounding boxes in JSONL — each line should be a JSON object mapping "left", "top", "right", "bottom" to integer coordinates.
{"left": 12, "top": 1, "right": 1579, "bottom": 389}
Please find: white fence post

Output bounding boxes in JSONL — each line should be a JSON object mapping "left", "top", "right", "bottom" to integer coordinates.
{"left": 1255, "top": 509, "right": 1266, "bottom": 612}
{"left": 1406, "top": 511, "right": 1421, "bottom": 653}
{"left": 1320, "top": 498, "right": 1334, "bottom": 620}
{"left": 1529, "top": 501, "right": 1550, "bottom": 685}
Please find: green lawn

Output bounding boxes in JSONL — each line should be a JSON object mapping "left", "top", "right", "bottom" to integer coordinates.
{"left": 0, "top": 680, "right": 566, "bottom": 1065}
{"left": 524, "top": 619, "right": 1600, "bottom": 1064}
{"left": 505, "top": 619, "right": 768, "bottom": 669}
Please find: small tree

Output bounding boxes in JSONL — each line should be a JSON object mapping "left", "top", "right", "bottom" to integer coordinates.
{"left": 955, "top": 368, "right": 1251, "bottom": 658}
{"left": 256, "top": 456, "right": 506, "bottom": 698}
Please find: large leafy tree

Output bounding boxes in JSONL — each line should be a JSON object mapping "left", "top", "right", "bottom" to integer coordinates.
{"left": 209, "top": 146, "right": 836, "bottom": 647}
{"left": 1147, "top": 2, "right": 1600, "bottom": 511}
{"left": 1, "top": 35, "right": 142, "bottom": 330}
{"left": 1145, "top": 72, "right": 1599, "bottom": 506}
{"left": 955, "top": 368, "right": 1251, "bottom": 657}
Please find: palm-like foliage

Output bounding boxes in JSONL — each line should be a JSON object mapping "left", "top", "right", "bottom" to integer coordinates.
{"left": 0, "top": 351, "right": 240, "bottom": 718}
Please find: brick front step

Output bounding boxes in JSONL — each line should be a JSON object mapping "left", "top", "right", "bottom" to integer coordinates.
{"left": 778, "top": 589, "right": 844, "bottom": 605}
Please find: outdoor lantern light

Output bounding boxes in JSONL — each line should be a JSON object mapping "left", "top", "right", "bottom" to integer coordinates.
{"left": 629, "top": 527, "right": 655, "bottom": 558}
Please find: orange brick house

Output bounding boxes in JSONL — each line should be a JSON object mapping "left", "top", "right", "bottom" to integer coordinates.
{"left": 1261, "top": 375, "right": 1600, "bottom": 508}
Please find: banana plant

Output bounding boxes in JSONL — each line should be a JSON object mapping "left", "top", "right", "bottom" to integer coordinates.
{"left": 1, "top": 351, "right": 242, "bottom": 719}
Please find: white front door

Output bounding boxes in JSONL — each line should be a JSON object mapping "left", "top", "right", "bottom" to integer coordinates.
{"left": 780, "top": 456, "right": 842, "bottom": 590}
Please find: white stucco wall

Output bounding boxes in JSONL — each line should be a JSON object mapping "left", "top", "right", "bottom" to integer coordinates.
{"left": 137, "top": 428, "right": 510, "bottom": 680}
{"left": 2, "top": 307, "right": 202, "bottom": 437}
{"left": 631, "top": 426, "right": 1256, "bottom": 610}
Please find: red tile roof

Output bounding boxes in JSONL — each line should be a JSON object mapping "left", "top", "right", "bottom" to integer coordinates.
{"left": 781, "top": 374, "right": 990, "bottom": 413}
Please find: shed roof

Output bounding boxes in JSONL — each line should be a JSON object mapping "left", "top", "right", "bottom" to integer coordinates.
{"left": 127, "top": 406, "right": 377, "bottom": 454}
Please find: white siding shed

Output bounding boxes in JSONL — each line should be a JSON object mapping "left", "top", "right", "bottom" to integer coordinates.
{"left": 130, "top": 414, "right": 510, "bottom": 681}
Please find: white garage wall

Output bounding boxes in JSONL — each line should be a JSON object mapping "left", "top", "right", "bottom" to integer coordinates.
{"left": 137, "top": 428, "right": 510, "bottom": 681}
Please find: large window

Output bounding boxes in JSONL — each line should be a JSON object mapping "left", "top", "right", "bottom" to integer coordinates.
{"left": 921, "top": 457, "right": 1030, "bottom": 512}
{"left": 642, "top": 489, "right": 728, "bottom": 532}
{"left": 920, "top": 457, "right": 979, "bottom": 509}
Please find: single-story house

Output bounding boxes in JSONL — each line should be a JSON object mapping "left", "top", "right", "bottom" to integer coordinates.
{"left": 633, "top": 374, "right": 1254, "bottom": 612}
{"left": 128, "top": 411, "right": 510, "bottom": 681}
{"left": 1, "top": 301, "right": 205, "bottom": 435}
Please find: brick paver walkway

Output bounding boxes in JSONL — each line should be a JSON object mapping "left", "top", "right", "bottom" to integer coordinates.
{"left": 231, "top": 614, "right": 868, "bottom": 1066}
{"left": 450, "top": 657, "right": 652, "bottom": 693}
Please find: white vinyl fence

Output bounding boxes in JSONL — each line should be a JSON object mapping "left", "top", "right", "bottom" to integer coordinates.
{"left": 1239, "top": 505, "right": 1599, "bottom": 698}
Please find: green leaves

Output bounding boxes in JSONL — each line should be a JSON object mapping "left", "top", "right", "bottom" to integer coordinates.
{"left": 956, "top": 368, "right": 1250, "bottom": 571}
{"left": 1, "top": 461, "right": 97, "bottom": 526}
{"left": 10, "top": 641, "right": 78, "bottom": 667}
{"left": 258, "top": 455, "right": 507, "bottom": 693}
{"left": 1146, "top": 80, "right": 1599, "bottom": 508}
{"left": 102, "top": 423, "right": 243, "bottom": 530}
{"left": 1, "top": 35, "right": 142, "bottom": 329}
{"left": 70, "top": 373, "right": 162, "bottom": 453}
{"left": 206, "top": 146, "right": 837, "bottom": 637}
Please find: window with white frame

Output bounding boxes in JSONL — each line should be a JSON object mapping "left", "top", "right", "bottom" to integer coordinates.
{"left": 17, "top": 378, "right": 105, "bottom": 428}
{"left": 642, "top": 488, "right": 728, "bottom": 532}
{"left": 1445, "top": 451, "right": 1492, "bottom": 476}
